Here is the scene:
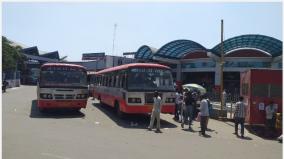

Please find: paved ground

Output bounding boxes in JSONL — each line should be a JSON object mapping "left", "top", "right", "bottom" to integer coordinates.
{"left": 2, "top": 86, "right": 282, "bottom": 159}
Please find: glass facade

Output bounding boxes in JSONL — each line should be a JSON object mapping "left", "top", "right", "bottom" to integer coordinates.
{"left": 182, "top": 61, "right": 216, "bottom": 69}
{"left": 224, "top": 61, "right": 271, "bottom": 68}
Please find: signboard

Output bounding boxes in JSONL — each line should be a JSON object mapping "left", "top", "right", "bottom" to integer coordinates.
{"left": 42, "top": 66, "right": 85, "bottom": 72}
{"left": 82, "top": 53, "right": 105, "bottom": 61}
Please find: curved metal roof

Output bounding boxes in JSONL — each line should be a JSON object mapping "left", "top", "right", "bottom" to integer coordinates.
{"left": 154, "top": 40, "right": 207, "bottom": 59}
{"left": 134, "top": 45, "right": 157, "bottom": 60}
{"left": 211, "top": 34, "right": 282, "bottom": 57}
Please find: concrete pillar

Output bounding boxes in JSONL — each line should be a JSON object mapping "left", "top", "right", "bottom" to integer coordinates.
{"left": 176, "top": 63, "right": 182, "bottom": 91}
{"left": 215, "top": 63, "right": 221, "bottom": 86}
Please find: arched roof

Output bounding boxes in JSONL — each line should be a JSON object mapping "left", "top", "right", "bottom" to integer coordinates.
{"left": 134, "top": 45, "right": 157, "bottom": 60}
{"left": 154, "top": 40, "right": 207, "bottom": 59}
{"left": 211, "top": 34, "right": 282, "bottom": 57}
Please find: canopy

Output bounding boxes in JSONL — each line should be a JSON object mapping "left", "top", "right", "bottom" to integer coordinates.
{"left": 182, "top": 83, "right": 207, "bottom": 95}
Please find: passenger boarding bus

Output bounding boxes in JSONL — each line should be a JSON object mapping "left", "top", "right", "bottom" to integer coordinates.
{"left": 37, "top": 63, "right": 88, "bottom": 112}
{"left": 93, "top": 63, "right": 176, "bottom": 117}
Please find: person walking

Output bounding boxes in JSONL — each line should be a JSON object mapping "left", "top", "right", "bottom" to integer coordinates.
{"left": 148, "top": 91, "right": 162, "bottom": 133}
{"left": 265, "top": 101, "right": 277, "bottom": 137}
{"left": 181, "top": 89, "right": 194, "bottom": 129}
{"left": 174, "top": 90, "right": 182, "bottom": 121}
{"left": 199, "top": 94, "right": 209, "bottom": 136}
{"left": 2, "top": 80, "right": 8, "bottom": 93}
{"left": 233, "top": 96, "right": 246, "bottom": 138}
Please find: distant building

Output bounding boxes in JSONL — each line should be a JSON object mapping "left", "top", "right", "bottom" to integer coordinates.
{"left": 66, "top": 54, "right": 137, "bottom": 71}
{"left": 134, "top": 34, "right": 282, "bottom": 94}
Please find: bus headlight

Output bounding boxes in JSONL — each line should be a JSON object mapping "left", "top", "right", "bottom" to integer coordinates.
{"left": 165, "top": 98, "right": 175, "bottom": 103}
{"left": 40, "top": 93, "right": 53, "bottom": 99}
{"left": 76, "top": 94, "right": 88, "bottom": 99}
{"left": 128, "top": 98, "right": 142, "bottom": 103}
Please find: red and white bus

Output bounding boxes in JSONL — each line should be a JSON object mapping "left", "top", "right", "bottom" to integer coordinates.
{"left": 37, "top": 63, "right": 88, "bottom": 112}
{"left": 93, "top": 63, "right": 176, "bottom": 117}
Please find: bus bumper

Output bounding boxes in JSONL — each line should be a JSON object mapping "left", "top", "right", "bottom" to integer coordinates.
{"left": 37, "top": 100, "right": 87, "bottom": 109}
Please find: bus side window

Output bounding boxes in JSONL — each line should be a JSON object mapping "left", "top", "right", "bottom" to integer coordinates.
{"left": 115, "top": 75, "right": 119, "bottom": 88}
{"left": 121, "top": 75, "right": 125, "bottom": 88}
{"left": 112, "top": 75, "right": 116, "bottom": 87}
{"left": 103, "top": 76, "right": 106, "bottom": 86}
{"left": 108, "top": 75, "right": 112, "bottom": 87}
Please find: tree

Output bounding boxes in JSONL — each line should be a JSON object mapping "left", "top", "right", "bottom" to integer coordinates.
{"left": 2, "top": 36, "right": 26, "bottom": 72}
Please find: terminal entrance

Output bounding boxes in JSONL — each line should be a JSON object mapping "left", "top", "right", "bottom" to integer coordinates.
{"left": 182, "top": 72, "right": 215, "bottom": 92}
{"left": 224, "top": 72, "right": 240, "bottom": 95}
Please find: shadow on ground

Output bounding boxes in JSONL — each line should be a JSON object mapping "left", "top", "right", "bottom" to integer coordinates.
{"left": 245, "top": 125, "right": 281, "bottom": 141}
{"left": 92, "top": 102, "right": 178, "bottom": 129}
{"left": 29, "top": 100, "right": 85, "bottom": 118}
{"left": 224, "top": 121, "right": 280, "bottom": 141}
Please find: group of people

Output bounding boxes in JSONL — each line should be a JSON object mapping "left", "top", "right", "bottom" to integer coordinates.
{"left": 147, "top": 89, "right": 279, "bottom": 139}
{"left": 148, "top": 89, "right": 211, "bottom": 136}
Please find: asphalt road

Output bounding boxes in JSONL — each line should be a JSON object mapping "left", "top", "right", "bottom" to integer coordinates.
{"left": 2, "top": 86, "right": 282, "bottom": 159}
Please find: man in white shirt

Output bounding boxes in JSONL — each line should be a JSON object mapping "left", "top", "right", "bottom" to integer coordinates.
{"left": 234, "top": 96, "right": 246, "bottom": 138}
{"left": 148, "top": 91, "right": 162, "bottom": 133}
{"left": 199, "top": 94, "right": 209, "bottom": 136}
{"left": 174, "top": 90, "right": 182, "bottom": 120}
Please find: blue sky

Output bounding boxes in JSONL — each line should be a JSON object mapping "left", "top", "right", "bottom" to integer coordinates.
{"left": 2, "top": 2, "right": 282, "bottom": 61}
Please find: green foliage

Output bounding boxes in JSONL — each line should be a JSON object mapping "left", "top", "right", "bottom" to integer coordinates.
{"left": 2, "top": 36, "right": 26, "bottom": 72}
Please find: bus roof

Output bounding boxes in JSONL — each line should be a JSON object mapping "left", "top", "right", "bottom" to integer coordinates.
{"left": 41, "top": 63, "right": 87, "bottom": 70}
{"left": 96, "top": 63, "right": 170, "bottom": 74}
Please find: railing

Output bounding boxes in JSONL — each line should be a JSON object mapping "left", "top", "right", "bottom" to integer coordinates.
{"left": 207, "top": 91, "right": 240, "bottom": 119}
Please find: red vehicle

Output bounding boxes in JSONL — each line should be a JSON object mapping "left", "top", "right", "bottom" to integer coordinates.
{"left": 240, "top": 69, "right": 282, "bottom": 125}
{"left": 37, "top": 63, "right": 88, "bottom": 112}
{"left": 93, "top": 63, "right": 176, "bottom": 117}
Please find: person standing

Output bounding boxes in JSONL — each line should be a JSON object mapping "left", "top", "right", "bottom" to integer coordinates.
{"left": 222, "top": 90, "right": 227, "bottom": 110}
{"left": 199, "top": 94, "right": 209, "bottom": 136}
{"left": 265, "top": 101, "right": 277, "bottom": 136}
{"left": 181, "top": 89, "right": 194, "bottom": 129}
{"left": 234, "top": 96, "right": 246, "bottom": 138}
{"left": 148, "top": 91, "right": 162, "bottom": 133}
{"left": 174, "top": 90, "right": 182, "bottom": 120}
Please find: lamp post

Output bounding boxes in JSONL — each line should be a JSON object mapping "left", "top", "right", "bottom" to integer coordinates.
{"left": 220, "top": 19, "right": 224, "bottom": 111}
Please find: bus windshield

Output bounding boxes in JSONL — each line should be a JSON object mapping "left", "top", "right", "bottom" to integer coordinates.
{"left": 40, "top": 68, "right": 87, "bottom": 87}
{"left": 128, "top": 68, "right": 174, "bottom": 91}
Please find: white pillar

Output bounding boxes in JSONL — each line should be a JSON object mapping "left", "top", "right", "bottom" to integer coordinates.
{"left": 215, "top": 63, "right": 221, "bottom": 86}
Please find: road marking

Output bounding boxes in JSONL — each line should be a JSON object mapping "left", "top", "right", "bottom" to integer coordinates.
{"left": 41, "top": 153, "right": 71, "bottom": 159}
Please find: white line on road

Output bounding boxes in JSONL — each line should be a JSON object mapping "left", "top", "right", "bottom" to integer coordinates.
{"left": 41, "top": 153, "right": 71, "bottom": 159}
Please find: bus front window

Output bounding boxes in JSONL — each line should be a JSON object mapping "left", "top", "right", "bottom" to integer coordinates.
{"left": 40, "top": 70, "right": 87, "bottom": 87}
{"left": 128, "top": 68, "right": 174, "bottom": 91}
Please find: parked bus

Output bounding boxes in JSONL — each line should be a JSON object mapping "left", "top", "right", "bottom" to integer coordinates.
{"left": 92, "top": 63, "right": 176, "bottom": 117}
{"left": 37, "top": 63, "right": 88, "bottom": 112}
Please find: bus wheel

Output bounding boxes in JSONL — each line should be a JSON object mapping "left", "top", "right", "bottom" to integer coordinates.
{"left": 115, "top": 102, "right": 124, "bottom": 118}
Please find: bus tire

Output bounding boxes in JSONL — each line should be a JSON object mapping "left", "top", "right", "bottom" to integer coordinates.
{"left": 115, "top": 102, "right": 124, "bottom": 118}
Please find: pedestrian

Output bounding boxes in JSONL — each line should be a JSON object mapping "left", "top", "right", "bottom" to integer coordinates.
{"left": 265, "top": 101, "right": 277, "bottom": 137}
{"left": 181, "top": 89, "right": 194, "bottom": 129}
{"left": 199, "top": 94, "right": 209, "bottom": 136}
{"left": 2, "top": 80, "right": 8, "bottom": 93}
{"left": 206, "top": 96, "right": 212, "bottom": 130}
{"left": 192, "top": 90, "right": 199, "bottom": 119}
{"left": 148, "top": 91, "right": 162, "bottom": 133}
{"left": 222, "top": 90, "right": 227, "bottom": 110}
{"left": 233, "top": 96, "right": 246, "bottom": 138}
{"left": 174, "top": 90, "right": 182, "bottom": 121}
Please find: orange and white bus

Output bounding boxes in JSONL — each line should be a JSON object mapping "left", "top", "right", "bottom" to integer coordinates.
{"left": 37, "top": 63, "right": 88, "bottom": 112}
{"left": 93, "top": 63, "right": 176, "bottom": 117}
